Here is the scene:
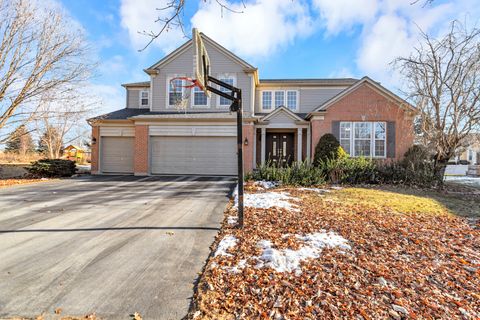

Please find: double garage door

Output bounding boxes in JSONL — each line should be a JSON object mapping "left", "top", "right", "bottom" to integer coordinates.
{"left": 100, "top": 125, "right": 236, "bottom": 176}
{"left": 150, "top": 136, "right": 236, "bottom": 175}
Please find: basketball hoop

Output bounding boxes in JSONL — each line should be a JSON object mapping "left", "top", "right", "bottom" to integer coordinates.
{"left": 169, "top": 76, "right": 199, "bottom": 112}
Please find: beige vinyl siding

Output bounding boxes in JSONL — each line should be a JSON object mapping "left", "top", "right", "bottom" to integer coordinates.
{"left": 126, "top": 88, "right": 149, "bottom": 109}
{"left": 255, "top": 87, "right": 346, "bottom": 114}
{"left": 150, "top": 136, "right": 236, "bottom": 175}
{"left": 267, "top": 112, "right": 296, "bottom": 124}
{"left": 151, "top": 42, "right": 253, "bottom": 114}
{"left": 100, "top": 137, "right": 134, "bottom": 173}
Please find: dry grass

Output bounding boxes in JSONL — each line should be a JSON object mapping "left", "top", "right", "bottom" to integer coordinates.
{"left": 0, "top": 178, "right": 57, "bottom": 188}
{"left": 0, "top": 152, "right": 41, "bottom": 164}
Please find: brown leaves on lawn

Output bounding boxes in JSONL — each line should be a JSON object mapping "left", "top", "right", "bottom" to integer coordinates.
{"left": 0, "top": 178, "right": 54, "bottom": 188}
{"left": 191, "top": 187, "right": 480, "bottom": 319}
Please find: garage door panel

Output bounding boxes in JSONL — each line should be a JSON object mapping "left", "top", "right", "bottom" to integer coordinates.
{"left": 101, "top": 137, "right": 134, "bottom": 173}
{"left": 151, "top": 136, "right": 236, "bottom": 175}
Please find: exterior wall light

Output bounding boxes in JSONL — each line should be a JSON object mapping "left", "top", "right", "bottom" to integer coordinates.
{"left": 244, "top": 137, "right": 249, "bottom": 146}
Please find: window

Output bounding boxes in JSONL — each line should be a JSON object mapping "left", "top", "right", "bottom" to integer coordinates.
{"left": 261, "top": 90, "right": 298, "bottom": 111}
{"left": 340, "top": 122, "right": 351, "bottom": 154}
{"left": 340, "top": 121, "right": 386, "bottom": 158}
{"left": 286, "top": 91, "right": 297, "bottom": 110}
{"left": 274, "top": 91, "right": 285, "bottom": 108}
{"left": 354, "top": 122, "right": 372, "bottom": 157}
{"left": 193, "top": 86, "right": 208, "bottom": 107}
{"left": 140, "top": 90, "right": 149, "bottom": 107}
{"left": 262, "top": 91, "right": 272, "bottom": 110}
{"left": 219, "top": 76, "right": 235, "bottom": 107}
{"left": 168, "top": 78, "right": 183, "bottom": 106}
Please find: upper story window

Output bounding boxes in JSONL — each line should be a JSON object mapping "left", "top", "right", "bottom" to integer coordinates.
{"left": 261, "top": 90, "right": 298, "bottom": 111}
{"left": 193, "top": 86, "right": 208, "bottom": 107}
{"left": 140, "top": 90, "right": 149, "bottom": 107}
{"left": 168, "top": 78, "right": 184, "bottom": 106}
{"left": 262, "top": 91, "right": 272, "bottom": 110}
{"left": 340, "top": 122, "right": 386, "bottom": 158}
{"left": 218, "top": 74, "right": 236, "bottom": 107}
{"left": 274, "top": 91, "right": 284, "bottom": 108}
{"left": 286, "top": 91, "right": 297, "bottom": 110}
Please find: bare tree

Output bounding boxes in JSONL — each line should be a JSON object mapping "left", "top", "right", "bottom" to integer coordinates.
{"left": 0, "top": 0, "right": 93, "bottom": 136}
{"left": 35, "top": 87, "right": 96, "bottom": 159}
{"left": 140, "top": 0, "right": 245, "bottom": 51}
{"left": 395, "top": 21, "right": 480, "bottom": 181}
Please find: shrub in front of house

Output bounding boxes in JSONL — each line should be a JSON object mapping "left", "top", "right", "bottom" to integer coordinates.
{"left": 28, "top": 159, "right": 76, "bottom": 178}
{"left": 320, "top": 156, "right": 376, "bottom": 184}
{"left": 313, "top": 133, "right": 342, "bottom": 166}
{"left": 247, "top": 161, "right": 325, "bottom": 186}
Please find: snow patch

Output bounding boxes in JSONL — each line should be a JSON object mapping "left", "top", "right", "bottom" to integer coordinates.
{"left": 227, "top": 216, "right": 238, "bottom": 225}
{"left": 215, "top": 235, "right": 237, "bottom": 257}
{"left": 255, "top": 231, "right": 351, "bottom": 275}
{"left": 445, "top": 176, "right": 480, "bottom": 187}
{"left": 253, "top": 180, "right": 278, "bottom": 189}
{"left": 233, "top": 186, "right": 299, "bottom": 211}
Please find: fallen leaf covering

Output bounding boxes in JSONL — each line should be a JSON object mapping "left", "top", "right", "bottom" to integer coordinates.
{"left": 191, "top": 186, "right": 480, "bottom": 319}
{"left": 0, "top": 178, "right": 55, "bottom": 188}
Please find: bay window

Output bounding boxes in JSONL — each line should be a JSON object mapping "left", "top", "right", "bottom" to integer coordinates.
{"left": 340, "top": 121, "right": 386, "bottom": 158}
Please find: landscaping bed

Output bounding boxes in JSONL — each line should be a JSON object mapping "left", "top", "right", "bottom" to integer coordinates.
{"left": 190, "top": 183, "right": 480, "bottom": 319}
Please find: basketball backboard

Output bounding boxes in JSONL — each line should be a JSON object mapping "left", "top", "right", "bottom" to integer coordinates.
{"left": 192, "top": 28, "right": 211, "bottom": 97}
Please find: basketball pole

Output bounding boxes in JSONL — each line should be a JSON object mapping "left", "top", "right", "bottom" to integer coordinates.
{"left": 205, "top": 76, "right": 244, "bottom": 228}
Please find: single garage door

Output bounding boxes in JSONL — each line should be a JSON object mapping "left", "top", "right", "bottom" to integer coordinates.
{"left": 101, "top": 137, "right": 134, "bottom": 173}
{"left": 151, "top": 136, "right": 236, "bottom": 175}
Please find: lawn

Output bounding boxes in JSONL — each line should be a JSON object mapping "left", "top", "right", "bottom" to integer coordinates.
{"left": 190, "top": 183, "right": 480, "bottom": 319}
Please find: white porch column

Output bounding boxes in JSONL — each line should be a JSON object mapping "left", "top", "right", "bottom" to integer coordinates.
{"left": 261, "top": 127, "right": 266, "bottom": 165}
{"left": 297, "top": 128, "right": 303, "bottom": 162}
{"left": 306, "top": 126, "right": 311, "bottom": 162}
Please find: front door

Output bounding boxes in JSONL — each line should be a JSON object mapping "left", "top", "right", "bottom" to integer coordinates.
{"left": 266, "top": 133, "right": 294, "bottom": 166}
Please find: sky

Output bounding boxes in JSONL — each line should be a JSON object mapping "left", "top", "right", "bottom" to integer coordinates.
{"left": 56, "top": 0, "right": 479, "bottom": 114}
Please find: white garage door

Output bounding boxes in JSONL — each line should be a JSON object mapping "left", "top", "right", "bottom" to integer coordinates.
{"left": 101, "top": 137, "right": 134, "bottom": 173}
{"left": 150, "top": 136, "right": 236, "bottom": 175}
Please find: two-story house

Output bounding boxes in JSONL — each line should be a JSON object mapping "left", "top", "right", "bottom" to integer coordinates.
{"left": 89, "top": 33, "right": 416, "bottom": 176}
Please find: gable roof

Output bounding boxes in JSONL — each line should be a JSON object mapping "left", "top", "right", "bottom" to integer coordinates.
{"left": 260, "top": 106, "right": 306, "bottom": 122}
{"left": 311, "top": 76, "right": 415, "bottom": 114}
{"left": 144, "top": 33, "right": 257, "bottom": 74}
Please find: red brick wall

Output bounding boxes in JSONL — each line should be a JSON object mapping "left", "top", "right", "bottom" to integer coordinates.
{"left": 243, "top": 124, "right": 255, "bottom": 173}
{"left": 91, "top": 126, "right": 99, "bottom": 174}
{"left": 311, "top": 83, "right": 415, "bottom": 160}
{"left": 134, "top": 125, "right": 149, "bottom": 175}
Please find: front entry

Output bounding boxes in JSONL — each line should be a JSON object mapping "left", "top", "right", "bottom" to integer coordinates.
{"left": 266, "top": 133, "right": 294, "bottom": 166}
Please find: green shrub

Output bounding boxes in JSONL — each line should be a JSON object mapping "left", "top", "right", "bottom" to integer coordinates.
{"left": 313, "top": 134, "right": 340, "bottom": 166}
{"left": 320, "top": 157, "right": 376, "bottom": 184}
{"left": 246, "top": 161, "right": 325, "bottom": 186}
{"left": 28, "top": 159, "right": 76, "bottom": 178}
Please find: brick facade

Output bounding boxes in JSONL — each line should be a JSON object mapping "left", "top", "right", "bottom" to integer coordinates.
{"left": 310, "top": 83, "right": 414, "bottom": 160}
{"left": 134, "top": 125, "right": 149, "bottom": 175}
{"left": 91, "top": 126, "right": 99, "bottom": 174}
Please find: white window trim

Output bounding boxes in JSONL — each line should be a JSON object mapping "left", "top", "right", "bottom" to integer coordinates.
{"left": 191, "top": 85, "right": 210, "bottom": 108}
{"left": 216, "top": 73, "right": 237, "bottom": 109}
{"left": 166, "top": 75, "right": 186, "bottom": 109}
{"left": 340, "top": 121, "right": 387, "bottom": 158}
{"left": 260, "top": 89, "right": 299, "bottom": 112}
{"left": 139, "top": 89, "right": 149, "bottom": 108}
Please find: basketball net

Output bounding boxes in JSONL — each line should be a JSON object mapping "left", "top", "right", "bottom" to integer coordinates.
{"left": 170, "top": 77, "right": 200, "bottom": 113}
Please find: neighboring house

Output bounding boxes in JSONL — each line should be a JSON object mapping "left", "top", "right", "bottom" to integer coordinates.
{"left": 64, "top": 145, "right": 87, "bottom": 163}
{"left": 453, "top": 134, "right": 480, "bottom": 165}
{"left": 88, "top": 33, "right": 416, "bottom": 176}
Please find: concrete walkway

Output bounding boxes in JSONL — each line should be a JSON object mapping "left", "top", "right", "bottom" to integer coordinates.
{"left": 0, "top": 175, "right": 234, "bottom": 319}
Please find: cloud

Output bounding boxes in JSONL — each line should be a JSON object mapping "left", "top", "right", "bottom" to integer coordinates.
{"left": 191, "top": 0, "right": 314, "bottom": 58}
{"left": 120, "top": 0, "right": 186, "bottom": 53}
{"left": 87, "top": 84, "right": 125, "bottom": 113}
{"left": 312, "top": 0, "right": 378, "bottom": 34}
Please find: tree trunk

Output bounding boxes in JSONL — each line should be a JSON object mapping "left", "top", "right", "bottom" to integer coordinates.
{"left": 433, "top": 157, "right": 449, "bottom": 186}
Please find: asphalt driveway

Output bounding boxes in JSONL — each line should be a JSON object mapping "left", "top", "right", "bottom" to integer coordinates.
{"left": 0, "top": 175, "right": 234, "bottom": 319}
